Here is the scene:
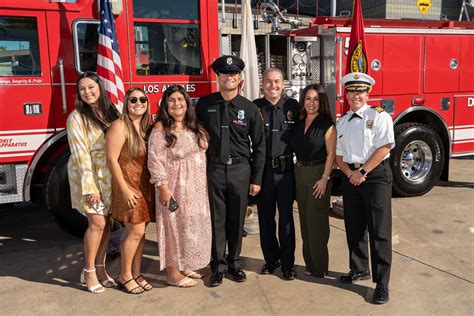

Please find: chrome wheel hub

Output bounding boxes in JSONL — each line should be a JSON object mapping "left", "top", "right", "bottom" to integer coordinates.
{"left": 400, "top": 140, "right": 433, "bottom": 184}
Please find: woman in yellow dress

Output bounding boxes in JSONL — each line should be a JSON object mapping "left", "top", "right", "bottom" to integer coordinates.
{"left": 66, "top": 71, "right": 120, "bottom": 293}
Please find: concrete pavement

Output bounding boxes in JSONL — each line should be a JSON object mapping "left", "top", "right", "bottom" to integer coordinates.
{"left": 0, "top": 158, "right": 473, "bottom": 315}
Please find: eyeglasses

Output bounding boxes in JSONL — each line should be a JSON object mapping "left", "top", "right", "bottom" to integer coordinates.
{"left": 129, "top": 96, "right": 148, "bottom": 104}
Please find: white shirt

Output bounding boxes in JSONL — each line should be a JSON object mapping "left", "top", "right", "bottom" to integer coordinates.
{"left": 336, "top": 104, "right": 395, "bottom": 164}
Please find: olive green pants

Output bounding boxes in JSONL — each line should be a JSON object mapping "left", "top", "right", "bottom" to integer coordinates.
{"left": 294, "top": 163, "right": 332, "bottom": 276}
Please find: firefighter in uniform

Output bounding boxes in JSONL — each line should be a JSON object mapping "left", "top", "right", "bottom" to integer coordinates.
{"left": 253, "top": 68, "right": 298, "bottom": 280}
{"left": 195, "top": 55, "right": 266, "bottom": 287}
{"left": 335, "top": 72, "right": 394, "bottom": 304}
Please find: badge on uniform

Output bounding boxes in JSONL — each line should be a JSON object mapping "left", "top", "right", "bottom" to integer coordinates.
{"left": 238, "top": 110, "right": 245, "bottom": 120}
{"left": 287, "top": 110, "right": 294, "bottom": 121}
{"left": 226, "top": 57, "right": 233, "bottom": 65}
{"left": 366, "top": 119, "right": 374, "bottom": 129}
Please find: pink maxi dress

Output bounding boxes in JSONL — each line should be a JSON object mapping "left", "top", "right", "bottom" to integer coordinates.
{"left": 148, "top": 128, "right": 212, "bottom": 271}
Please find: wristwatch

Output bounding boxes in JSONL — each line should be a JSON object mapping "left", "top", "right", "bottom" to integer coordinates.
{"left": 358, "top": 168, "right": 368, "bottom": 177}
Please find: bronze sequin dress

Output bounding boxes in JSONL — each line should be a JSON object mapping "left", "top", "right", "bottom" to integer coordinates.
{"left": 111, "top": 141, "right": 154, "bottom": 223}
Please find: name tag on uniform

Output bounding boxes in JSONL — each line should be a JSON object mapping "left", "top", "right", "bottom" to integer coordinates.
{"left": 208, "top": 109, "right": 217, "bottom": 112}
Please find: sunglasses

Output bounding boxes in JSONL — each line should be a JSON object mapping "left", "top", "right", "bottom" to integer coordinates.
{"left": 129, "top": 96, "right": 148, "bottom": 104}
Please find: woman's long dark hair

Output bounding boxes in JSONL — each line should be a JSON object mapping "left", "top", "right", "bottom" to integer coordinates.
{"left": 122, "top": 88, "right": 152, "bottom": 157}
{"left": 74, "top": 71, "right": 120, "bottom": 131}
{"left": 156, "top": 85, "right": 208, "bottom": 148}
{"left": 298, "top": 84, "right": 334, "bottom": 123}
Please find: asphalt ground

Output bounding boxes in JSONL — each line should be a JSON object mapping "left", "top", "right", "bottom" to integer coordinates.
{"left": 0, "top": 157, "right": 472, "bottom": 315}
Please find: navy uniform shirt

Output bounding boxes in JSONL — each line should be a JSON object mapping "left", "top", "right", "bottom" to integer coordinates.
{"left": 253, "top": 96, "right": 299, "bottom": 159}
{"left": 196, "top": 92, "right": 266, "bottom": 185}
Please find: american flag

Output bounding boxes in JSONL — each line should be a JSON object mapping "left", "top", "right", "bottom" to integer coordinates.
{"left": 97, "top": 0, "right": 124, "bottom": 113}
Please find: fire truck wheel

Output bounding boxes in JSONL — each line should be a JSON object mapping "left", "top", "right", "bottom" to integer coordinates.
{"left": 390, "top": 123, "right": 444, "bottom": 197}
{"left": 45, "top": 151, "right": 88, "bottom": 238}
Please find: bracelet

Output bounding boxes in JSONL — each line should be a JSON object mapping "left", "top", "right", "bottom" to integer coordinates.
{"left": 322, "top": 174, "right": 331, "bottom": 180}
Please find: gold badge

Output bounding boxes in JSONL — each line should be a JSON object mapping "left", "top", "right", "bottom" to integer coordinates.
{"left": 366, "top": 119, "right": 374, "bottom": 129}
{"left": 287, "top": 110, "right": 293, "bottom": 121}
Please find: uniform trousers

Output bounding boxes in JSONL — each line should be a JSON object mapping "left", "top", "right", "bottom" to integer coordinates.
{"left": 341, "top": 160, "right": 392, "bottom": 284}
{"left": 207, "top": 159, "right": 251, "bottom": 273}
{"left": 256, "top": 165, "right": 295, "bottom": 270}
{"left": 294, "top": 163, "right": 332, "bottom": 276}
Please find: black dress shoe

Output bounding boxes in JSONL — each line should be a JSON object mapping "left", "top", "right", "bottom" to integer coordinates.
{"left": 340, "top": 270, "right": 370, "bottom": 283}
{"left": 228, "top": 269, "right": 246, "bottom": 282}
{"left": 282, "top": 268, "right": 297, "bottom": 281}
{"left": 210, "top": 272, "right": 224, "bottom": 287}
{"left": 261, "top": 261, "right": 281, "bottom": 274}
{"left": 373, "top": 283, "right": 389, "bottom": 304}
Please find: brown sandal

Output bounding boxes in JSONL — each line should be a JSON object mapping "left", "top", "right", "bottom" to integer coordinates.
{"left": 134, "top": 274, "right": 153, "bottom": 291}
{"left": 117, "top": 278, "right": 144, "bottom": 294}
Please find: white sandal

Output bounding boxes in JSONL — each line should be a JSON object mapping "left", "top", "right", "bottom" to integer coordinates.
{"left": 95, "top": 264, "right": 117, "bottom": 288}
{"left": 80, "top": 268, "right": 105, "bottom": 294}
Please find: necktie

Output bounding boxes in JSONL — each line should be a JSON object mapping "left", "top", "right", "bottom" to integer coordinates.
{"left": 219, "top": 101, "right": 230, "bottom": 163}
{"left": 270, "top": 107, "right": 279, "bottom": 158}
{"left": 348, "top": 112, "right": 362, "bottom": 122}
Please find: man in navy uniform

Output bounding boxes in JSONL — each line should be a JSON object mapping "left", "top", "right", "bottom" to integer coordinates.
{"left": 195, "top": 55, "right": 266, "bottom": 287}
{"left": 335, "top": 72, "right": 394, "bottom": 304}
{"left": 253, "top": 68, "right": 298, "bottom": 280}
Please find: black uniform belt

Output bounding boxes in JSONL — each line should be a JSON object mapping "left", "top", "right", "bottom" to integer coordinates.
{"left": 267, "top": 155, "right": 293, "bottom": 169}
{"left": 348, "top": 159, "right": 387, "bottom": 170}
{"left": 208, "top": 155, "right": 246, "bottom": 165}
{"left": 295, "top": 158, "right": 326, "bottom": 166}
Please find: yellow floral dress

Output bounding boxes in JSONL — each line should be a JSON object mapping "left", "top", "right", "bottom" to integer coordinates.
{"left": 66, "top": 110, "right": 112, "bottom": 215}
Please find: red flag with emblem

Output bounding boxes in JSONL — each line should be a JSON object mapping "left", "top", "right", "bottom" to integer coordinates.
{"left": 343, "top": 0, "right": 369, "bottom": 112}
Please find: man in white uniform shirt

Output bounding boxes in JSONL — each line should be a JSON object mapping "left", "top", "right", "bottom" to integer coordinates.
{"left": 335, "top": 72, "right": 394, "bottom": 304}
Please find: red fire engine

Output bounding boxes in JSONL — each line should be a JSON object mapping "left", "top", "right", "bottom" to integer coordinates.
{"left": 284, "top": 17, "right": 474, "bottom": 197}
{"left": 0, "top": 0, "right": 219, "bottom": 236}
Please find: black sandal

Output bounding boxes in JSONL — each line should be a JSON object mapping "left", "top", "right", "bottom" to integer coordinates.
{"left": 117, "top": 278, "right": 144, "bottom": 294}
{"left": 135, "top": 274, "right": 153, "bottom": 291}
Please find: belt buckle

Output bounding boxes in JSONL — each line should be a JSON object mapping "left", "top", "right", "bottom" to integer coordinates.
{"left": 354, "top": 163, "right": 361, "bottom": 169}
{"left": 271, "top": 158, "right": 279, "bottom": 168}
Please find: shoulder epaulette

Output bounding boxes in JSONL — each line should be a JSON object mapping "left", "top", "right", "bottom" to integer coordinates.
{"left": 371, "top": 106, "right": 384, "bottom": 113}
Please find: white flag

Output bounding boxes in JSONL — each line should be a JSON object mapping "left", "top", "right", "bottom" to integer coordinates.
{"left": 239, "top": 0, "right": 260, "bottom": 101}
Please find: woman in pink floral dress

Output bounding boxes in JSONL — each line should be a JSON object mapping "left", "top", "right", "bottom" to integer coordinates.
{"left": 148, "top": 85, "right": 211, "bottom": 288}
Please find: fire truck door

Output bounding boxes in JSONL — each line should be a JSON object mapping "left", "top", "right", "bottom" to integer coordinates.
{"left": 0, "top": 12, "right": 53, "bottom": 163}
{"left": 453, "top": 96, "right": 474, "bottom": 154}
{"left": 424, "top": 35, "right": 461, "bottom": 93}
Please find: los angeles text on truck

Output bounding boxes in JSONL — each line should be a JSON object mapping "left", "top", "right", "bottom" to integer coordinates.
{"left": 283, "top": 17, "right": 474, "bottom": 197}
{"left": 0, "top": 0, "right": 219, "bottom": 236}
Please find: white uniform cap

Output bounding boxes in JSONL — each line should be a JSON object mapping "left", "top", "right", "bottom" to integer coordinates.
{"left": 341, "top": 72, "right": 376, "bottom": 91}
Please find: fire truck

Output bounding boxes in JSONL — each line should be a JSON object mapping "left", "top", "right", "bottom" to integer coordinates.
{"left": 283, "top": 17, "right": 474, "bottom": 197}
{"left": 0, "top": 0, "right": 219, "bottom": 236}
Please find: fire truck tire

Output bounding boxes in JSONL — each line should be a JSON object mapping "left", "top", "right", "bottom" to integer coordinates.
{"left": 390, "top": 123, "right": 444, "bottom": 197}
{"left": 45, "top": 151, "right": 88, "bottom": 238}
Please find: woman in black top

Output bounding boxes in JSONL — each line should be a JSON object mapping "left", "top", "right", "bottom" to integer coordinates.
{"left": 290, "top": 84, "right": 336, "bottom": 277}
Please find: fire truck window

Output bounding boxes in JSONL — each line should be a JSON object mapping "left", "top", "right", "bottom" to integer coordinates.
{"left": 0, "top": 16, "right": 41, "bottom": 77}
{"left": 134, "top": 23, "right": 201, "bottom": 76}
{"left": 75, "top": 22, "right": 99, "bottom": 73}
{"left": 133, "top": 0, "right": 199, "bottom": 20}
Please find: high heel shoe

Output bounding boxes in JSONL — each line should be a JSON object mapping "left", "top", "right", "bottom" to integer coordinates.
{"left": 95, "top": 264, "right": 117, "bottom": 288}
{"left": 80, "top": 268, "right": 105, "bottom": 294}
